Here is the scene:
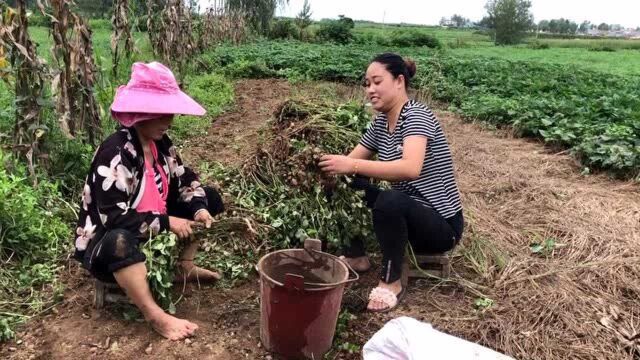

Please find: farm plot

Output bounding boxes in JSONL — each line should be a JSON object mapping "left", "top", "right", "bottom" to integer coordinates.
{"left": 2, "top": 79, "right": 638, "bottom": 360}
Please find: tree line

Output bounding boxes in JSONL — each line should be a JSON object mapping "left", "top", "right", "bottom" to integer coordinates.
{"left": 537, "top": 19, "right": 629, "bottom": 34}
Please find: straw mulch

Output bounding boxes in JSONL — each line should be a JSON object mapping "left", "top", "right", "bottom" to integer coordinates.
{"left": 352, "top": 111, "right": 640, "bottom": 360}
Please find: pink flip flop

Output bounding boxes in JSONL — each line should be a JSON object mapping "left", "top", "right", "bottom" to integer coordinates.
{"left": 367, "top": 286, "right": 406, "bottom": 313}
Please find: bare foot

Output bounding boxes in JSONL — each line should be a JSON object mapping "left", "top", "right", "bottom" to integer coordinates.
{"left": 148, "top": 311, "right": 199, "bottom": 340}
{"left": 367, "top": 279, "right": 403, "bottom": 311}
{"left": 339, "top": 255, "right": 371, "bottom": 272}
{"left": 174, "top": 261, "right": 222, "bottom": 283}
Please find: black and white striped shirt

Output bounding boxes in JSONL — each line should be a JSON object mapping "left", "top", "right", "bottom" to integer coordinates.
{"left": 360, "top": 99, "right": 462, "bottom": 219}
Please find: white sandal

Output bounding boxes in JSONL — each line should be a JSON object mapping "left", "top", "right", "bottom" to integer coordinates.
{"left": 367, "top": 286, "right": 406, "bottom": 313}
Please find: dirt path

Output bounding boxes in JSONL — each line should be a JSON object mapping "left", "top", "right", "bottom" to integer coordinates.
{"left": 2, "top": 79, "right": 638, "bottom": 360}
{"left": 182, "top": 79, "right": 292, "bottom": 167}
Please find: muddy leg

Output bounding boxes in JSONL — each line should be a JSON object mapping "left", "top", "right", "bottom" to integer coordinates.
{"left": 175, "top": 238, "right": 221, "bottom": 283}
{"left": 114, "top": 263, "right": 198, "bottom": 340}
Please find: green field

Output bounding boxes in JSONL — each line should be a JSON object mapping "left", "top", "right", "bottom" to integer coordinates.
{"left": 533, "top": 37, "right": 640, "bottom": 50}
{"left": 350, "top": 23, "right": 640, "bottom": 76}
{"left": 449, "top": 46, "right": 640, "bottom": 76}
{"left": 28, "top": 26, "right": 153, "bottom": 75}
{"left": 198, "top": 40, "right": 640, "bottom": 175}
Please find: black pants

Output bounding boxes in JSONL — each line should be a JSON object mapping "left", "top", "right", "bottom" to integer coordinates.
{"left": 84, "top": 186, "right": 224, "bottom": 283}
{"left": 345, "top": 181, "right": 463, "bottom": 283}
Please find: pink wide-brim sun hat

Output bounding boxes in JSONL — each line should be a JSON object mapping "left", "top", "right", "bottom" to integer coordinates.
{"left": 111, "top": 62, "right": 205, "bottom": 126}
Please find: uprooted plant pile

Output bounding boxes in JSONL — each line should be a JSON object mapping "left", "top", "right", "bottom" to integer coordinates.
{"left": 224, "top": 99, "right": 375, "bottom": 249}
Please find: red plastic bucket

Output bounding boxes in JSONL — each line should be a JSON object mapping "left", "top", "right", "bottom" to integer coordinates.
{"left": 257, "top": 239, "right": 358, "bottom": 359}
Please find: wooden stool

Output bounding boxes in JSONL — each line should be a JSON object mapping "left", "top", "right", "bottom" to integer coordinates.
{"left": 93, "top": 280, "right": 129, "bottom": 309}
{"left": 403, "top": 252, "right": 451, "bottom": 280}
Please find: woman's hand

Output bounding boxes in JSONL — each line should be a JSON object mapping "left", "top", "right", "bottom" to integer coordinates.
{"left": 194, "top": 209, "right": 214, "bottom": 229}
{"left": 319, "top": 155, "right": 355, "bottom": 175}
{"left": 169, "top": 216, "right": 194, "bottom": 239}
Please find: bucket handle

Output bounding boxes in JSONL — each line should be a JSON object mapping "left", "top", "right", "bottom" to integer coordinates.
{"left": 256, "top": 247, "right": 360, "bottom": 289}
{"left": 299, "top": 249, "right": 360, "bottom": 288}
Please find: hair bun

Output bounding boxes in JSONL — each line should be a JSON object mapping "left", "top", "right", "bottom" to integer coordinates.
{"left": 404, "top": 59, "right": 417, "bottom": 79}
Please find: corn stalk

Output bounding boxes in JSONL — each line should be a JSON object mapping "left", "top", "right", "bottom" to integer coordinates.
{"left": 146, "top": 0, "right": 164, "bottom": 55}
{"left": 70, "top": 13, "right": 101, "bottom": 144}
{"left": 0, "top": 1, "right": 47, "bottom": 177}
{"left": 148, "top": 0, "right": 196, "bottom": 77}
{"left": 111, "top": 0, "right": 134, "bottom": 78}
{"left": 199, "top": 1, "right": 248, "bottom": 49}
{"left": 38, "top": 0, "right": 101, "bottom": 144}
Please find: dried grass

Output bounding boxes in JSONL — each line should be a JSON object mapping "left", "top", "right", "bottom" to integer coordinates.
{"left": 388, "top": 113, "right": 640, "bottom": 359}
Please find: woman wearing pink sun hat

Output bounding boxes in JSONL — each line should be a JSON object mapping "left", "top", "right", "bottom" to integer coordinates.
{"left": 74, "top": 62, "right": 223, "bottom": 340}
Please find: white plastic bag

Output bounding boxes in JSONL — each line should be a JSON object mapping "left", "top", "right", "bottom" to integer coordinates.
{"left": 363, "top": 317, "right": 514, "bottom": 360}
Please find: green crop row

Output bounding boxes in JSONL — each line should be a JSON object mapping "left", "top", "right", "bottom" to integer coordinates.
{"left": 197, "top": 41, "right": 640, "bottom": 177}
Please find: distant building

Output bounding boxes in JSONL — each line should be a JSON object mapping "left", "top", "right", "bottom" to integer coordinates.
{"left": 439, "top": 19, "right": 455, "bottom": 28}
{"left": 584, "top": 28, "right": 640, "bottom": 39}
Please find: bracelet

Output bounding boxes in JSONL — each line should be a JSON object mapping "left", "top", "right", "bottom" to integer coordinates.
{"left": 352, "top": 159, "right": 359, "bottom": 176}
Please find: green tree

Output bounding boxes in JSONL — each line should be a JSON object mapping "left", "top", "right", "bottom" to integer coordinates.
{"left": 226, "top": 0, "right": 288, "bottom": 33}
{"left": 484, "top": 0, "right": 534, "bottom": 45}
{"left": 542, "top": 18, "right": 579, "bottom": 34}
{"left": 451, "top": 14, "right": 469, "bottom": 28}
{"left": 568, "top": 21, "right": 578, "bottom": 34}
{"left": 538, "top": 19, "right": 549, "bottom": 32}
{"left": 316, "top": 16, "right": 354, "bottom": 44}
{"left": 295, "top": 0, "right": 311, "bottom": 39}
{"left": 477, "top": 16, "right": 492, "bottom": 28}
{"left": 579, "top": 21, "right": 591, "bottom": 33}
{"left": 295, "top": 0, "right": 311, "bottom": 29}
{"left": 597, "top": 22, "right": 609, "bottom": 31}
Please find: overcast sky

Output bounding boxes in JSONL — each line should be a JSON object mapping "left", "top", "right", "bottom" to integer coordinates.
{"left": 259, "top": 0, "right": 639, "bottom": 29}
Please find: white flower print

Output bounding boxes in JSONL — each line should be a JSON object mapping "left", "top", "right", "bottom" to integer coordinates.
{"left": 139, "top": 217, "right": 161, "bottom": 235}
{"left": 166, "top": 146, "right": 185, "bottom": 178}
{"left": 149, "top": 217, "right": 161, "bottom": 234}
{"left": 97, "top": 154, "right": 133, "bottom": 194}
{"left": 75, "top": 216, "right": 97, "bottom": 251}
{"left": 124, "top": 141, "right": 137, "bottom": 158}
{"left": 81, "top": 183, "right": 92, "bottom": 211}
{"left": 128, "top": 168, "right": 140, "bottom": 194}
{"left": 99, "top": 212, "right": 108, "bottom": 225}
{"left": 179, "top": 183, "right": 206, "bottom": 202}
{"left": 120, "top": 128, "right": 132, "bottom": 140}
{"left": 116, "top": 202, "right": 130, "bottom": 215}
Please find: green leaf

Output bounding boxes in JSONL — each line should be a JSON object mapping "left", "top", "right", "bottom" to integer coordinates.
{"left": 271, "top": 218, "right": 284, "bottom": 228}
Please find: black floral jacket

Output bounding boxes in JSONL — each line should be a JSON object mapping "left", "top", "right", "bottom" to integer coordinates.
{"left": 73, "top": 126, "right": 207, "bottom": 263}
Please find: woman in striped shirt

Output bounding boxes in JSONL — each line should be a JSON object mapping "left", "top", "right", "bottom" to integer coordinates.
{"left": 319, "top": 53, "right": 463, "bottom": 312}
